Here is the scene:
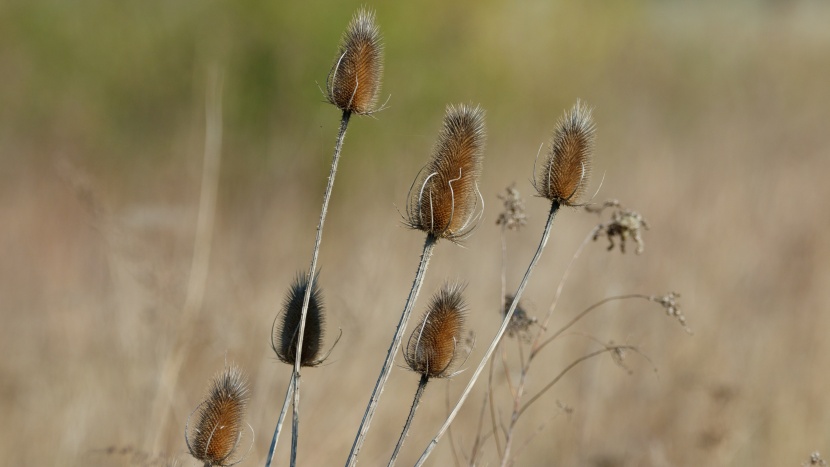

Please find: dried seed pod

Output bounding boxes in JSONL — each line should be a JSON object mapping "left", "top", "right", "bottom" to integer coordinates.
{"left": 405, "top": 284, "right": 467, "bottom": 379}
{"left": 406, "top": 104, "right": 486, "bottom": 241}
{"left": 186, "top": 364, "right": 250, "bottom": 466}
{"left": 326, "top": 8, "right": 384, "bottom": 115}
{"left": 272, "top": 272, "right": 326, "bottom": 367}
{"left": 536, "top": 100, "right": 595, "bottom": 206}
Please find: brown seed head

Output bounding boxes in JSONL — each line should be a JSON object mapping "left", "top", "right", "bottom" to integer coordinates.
{"left": 406, "top": 104, "right": 486, "bottom": 241}
{"left": 326, "top": 8, "right": 384, "bottom": 114}
{"left": 536, "top": 100, "right": 595, "bottom": 205}
{"left": 186, "top": 363, "right": 250, "bottom": 466}
{"left": 405, "top": 283, "right": 467, "bottom": 379}
{"left": 272, "top": 272, "right": 326, "bottom": 367}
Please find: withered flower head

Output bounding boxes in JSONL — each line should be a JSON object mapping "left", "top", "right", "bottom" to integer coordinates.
{"left": 186, "top": 363, "right": 250, "bottom": 467}
{"left": 404, "top": 283, "right": 468, "bottom": 379}
{"left": 272, "top": 272, "right": 326, "bottom": 367}
{"left": 326, "top": 7, "right": 384, "bottom": 115}
{"left": 406, "top": 104, "right": 486, "bottom": 241}
{"left": 535, "top": 100, "right": 595, "bottom": 206}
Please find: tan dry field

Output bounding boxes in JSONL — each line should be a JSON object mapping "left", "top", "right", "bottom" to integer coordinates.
{"left": 1, "top": 2, "right": 830, "bottom": 466}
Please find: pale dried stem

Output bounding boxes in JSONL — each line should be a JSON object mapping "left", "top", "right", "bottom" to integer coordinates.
{"left": 517, "top": 346, "right": 637, "bottom": 419}
{"left": 533, "top": 294, "right": 650, "bottom": 359}
{"left": 346, "top": 235, "right": 437, "bottom": 467}
{"left": 388, "top": 375, "right": 429, "bottom": 467}
{"left": 535, "top": 226, "right": 599, "bottom": 336}
{"left": 149, "top": 67, "right": 224, "bottom": 452}
{"left": 290, "top": 110, "right": 352, "bottom": 467}
{"left": 264, "top": 373, "right": 295, "bottom": 467}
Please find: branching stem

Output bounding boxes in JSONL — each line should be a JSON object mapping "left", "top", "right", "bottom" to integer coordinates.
{"left": 414, "top": 202, "right": 560, "bottom": 467}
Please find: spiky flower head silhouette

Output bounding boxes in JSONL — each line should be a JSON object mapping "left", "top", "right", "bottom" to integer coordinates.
{"left": 272, "top": 272, "right": 327, "bottom": 367}
{"left": 535, "top": 100, "right": 595, "bottom": 206}
{"left": 406, "top": 104, "right": 486, "bottom": 241}
{"left": 326, "top": 7, "right": 384, "bottom": 115}
{"left": 405, "top": 283, "right": 468, "bottom": 379}
{"left": 186, "top": 363, "right": 250, "bottom": 467}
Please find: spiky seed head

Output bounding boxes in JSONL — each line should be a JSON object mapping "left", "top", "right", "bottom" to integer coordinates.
{"left": 406, "top": 104, "right": 486, "bottom": 241}
{"left": 405, "top": 283, "right": 467, "bottom": 379}
{"left": 186, "top": 363, "right": 250, "bottom": 466}
{"left": 326, "top": 8, "right": 384, "bottom": 115}
{"left": 536, "top": 100, "right": 595, "bottom": 206}
{"left": 272, "top": 272, "right": 326, "bottom": 367}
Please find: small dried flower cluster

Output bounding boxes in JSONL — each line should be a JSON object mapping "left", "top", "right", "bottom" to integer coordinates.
{"left": 650, "top": 292, "right": 691, "bottom": 334}
{"left": 405, "top": 284, "right": 468, "bottom": 379}
{"left": 326, "top": 8, "right": 384, "bottom": 115}
{"left": 406, "top": 104, "right": 486, "bottom": 241}
{"left": 804, "top": 452, "right": 828, "bottom": 467}
{"left": 503, "top": 294, "right": 537, "bottom": 341}
{"left": 586, "top": 199, "right": 650, "bottom": 254}
{"left": 186, "top": 364, "right": 250, "bottom": 467}
{"left": 272, "top": 272, "right": 327, "bottom": 367}
{"left": 496, "top": 184, "right": 527, "bottom": 231}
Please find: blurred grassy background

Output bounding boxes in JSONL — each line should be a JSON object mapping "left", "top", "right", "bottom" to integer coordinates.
{"left": 2, "top": 0, "right": 830, "bottom": 465}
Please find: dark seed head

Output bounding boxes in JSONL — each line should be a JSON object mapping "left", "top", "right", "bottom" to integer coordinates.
{"left": 326, "top": 8, "right": 384, "bottom": 115}
{"left": 536, "top": 100, "right": 595, "bottom": 206}
{"left": 406, "top": 104, "right": 486, "bottom": 241}
{"left": 405, "top": 283, "right": 467, "bottom": 379}
{"left": 186, "top": 363, "right": 249, "bottom": 466}
{"left": 272, "top": 272, "right": 326, "bottom": 367}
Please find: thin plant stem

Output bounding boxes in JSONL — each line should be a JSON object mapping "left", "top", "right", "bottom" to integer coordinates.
{"left": 469, "top": 386, "right": 489, "bottom": 465}
{"left": 533, "top": 295, "right": 649, "bottom": 358}
{"left": 414, "top": 202, "right": 560, "bottom": 467}
{"left": 149, "top": 68, "right": 224, "bottom": 452}
{"left": 488, "top": 349, "right": 503, "bottom": 460}
{"left": 264, "top": 373, "right": 295, "bottom": 467}
{"left": 535, "top": 226, "right": 598, "bottom": 335}
{"left": 346, "top": 234, "right": 437, "bottom": 467}
{"left": 290, "top": 110, "right": 351, "bottom": 466}
{"left": 445, "top": 383, "right": 462, "bottom": 467}
{"left": 388, "top": 374, "right": 430, "bottom": 467}
{"left": 484, "top": 224, "right": 509, "bottom": 462}
{"left": 517, "top": 345, "right": 637, "bottom": 419}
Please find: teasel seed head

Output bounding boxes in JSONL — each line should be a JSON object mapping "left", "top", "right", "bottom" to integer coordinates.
{"left": 404, "top": 283, "right": 468, "bottom": 379}
{"left": 326, "top": 7, "right": 384, "bottom": 115}
{"left": 535, "top": 100, "right": 595, "bottom": 206}
{"left": 406, "top": 104, "right": 486, "bottom": 241}
{"left": 186, "top": 363, "right": 250, "bottom": 467}
{"left": 271, "top": 271, "right": 326, "bottom": 367}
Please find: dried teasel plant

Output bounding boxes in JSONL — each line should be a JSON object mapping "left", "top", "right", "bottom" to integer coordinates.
{"left": 388, "top": 284, "right": 469, "bottom": 467}
{"left": 266, "top": 272, "right": 338, "bottom": 467}
{"left": 271, "top": 8, "right": 384, "bottom": 467}
{"left": 326, "top": 7, "right": 384, "bottom": 115}
{"left": 271, "top": 272, "right": 329, "bottom": 368}
{"left": 185, "top": 363, "right": 251, "bottom": 467}
{"left": 534, "top": 99, "right": 595, "bottom": 206}
{"left": 346, "top": 104, "right": 486, "bottom": 467}
{"left": 415, "top": 100, "right": 595, "bottom": 466}
{"left": 406, "top": 103, "right": 486, "bottom": 242}
{"left": 404, "top": 283, "right": 468, "bottom": 379}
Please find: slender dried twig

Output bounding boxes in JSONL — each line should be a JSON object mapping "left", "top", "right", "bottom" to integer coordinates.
{"left": 149, "top": 67, "right": 224, "bottom": 452}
